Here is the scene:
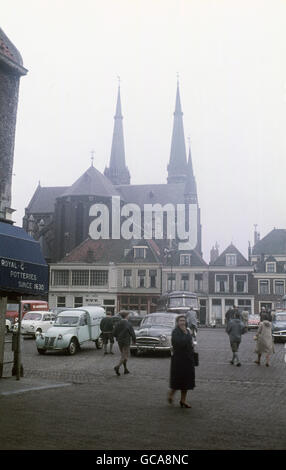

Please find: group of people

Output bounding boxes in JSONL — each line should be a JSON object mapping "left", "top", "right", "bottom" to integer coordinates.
{"left": 100, "top": 310, "right": 136, "bottom": 376}
{"left": 101, "top": 304, "right": 275, "bottom": 411}
{"left": 225, "top": 305, "right": 275, "bottom": 367}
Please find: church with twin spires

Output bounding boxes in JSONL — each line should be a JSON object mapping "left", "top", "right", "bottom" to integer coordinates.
{"left": 23, "top": 82, "right": 202, "bottom": 263}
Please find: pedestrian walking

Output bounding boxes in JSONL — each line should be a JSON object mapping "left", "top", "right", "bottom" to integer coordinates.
{"left": 168, "top": 315, "right": 195, "bottom": 408}
{"left": 100, "top": 311, "right": 115, "bottom": 355}
{"left": 259, "top": 307, "right": 266, "bottom": 322}
{"left": 185, "top": 307, "right": 198, "bottom": 339}
{"left": 241, "top": 309, "right": 249, "bottom": 332}
{"left": 225, "top": 306, "right": 235, "bottom": 329}
{"left": 226, "top": 311, "right": 246, "bottom": 366}
{"left": 254, "top": 313, "right": 274, "bottom": 367}
{"left": 113, "top": 311, "right": 136, "bottom": 376}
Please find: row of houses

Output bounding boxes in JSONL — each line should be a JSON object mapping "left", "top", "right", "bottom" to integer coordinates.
{"left": 47, "top": 228, "right": 286, "bottom": 325}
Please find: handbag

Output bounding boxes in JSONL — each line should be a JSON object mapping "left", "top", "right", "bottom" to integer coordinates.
{"left": 194, "top": 351, "right": 199, "bottom": 367}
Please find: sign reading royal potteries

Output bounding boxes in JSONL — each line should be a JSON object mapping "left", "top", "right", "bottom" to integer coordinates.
{"left": 0, "top": 257, "right": 48, "bottom": 295}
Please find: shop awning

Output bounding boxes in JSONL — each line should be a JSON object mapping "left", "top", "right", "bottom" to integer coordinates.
{"left": 0, "top": 222, "right": 48, "bottom": 295}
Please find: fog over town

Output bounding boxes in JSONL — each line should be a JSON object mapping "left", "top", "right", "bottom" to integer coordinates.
{"left": 2, "top": 0, "right": 286, "bottom": 261}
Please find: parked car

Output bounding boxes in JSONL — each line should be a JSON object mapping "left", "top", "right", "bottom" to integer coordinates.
{"left": 272, "top": 311, "right": 286, "bottom": 343}
{"left": 248, "top": 314, "right": 260, "bottom": 329}
{"left": 35, "top": 306, "right": 106, "bottom": 355}
{"left": 117, "top": 310, "right": 145, "bottom": 328}
{"left": 51, "top": 307, "right": 69, "bottom": 317}
{"left": 13, "top": 311, "right": 56, "bottom": 338}
{"left": 130, "top": 312, "right": 179, "bottom": 356}
{"left": 5, "top": 319, "right": 12, "bottom": 333}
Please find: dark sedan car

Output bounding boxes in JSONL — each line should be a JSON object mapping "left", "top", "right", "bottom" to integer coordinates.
{"left": 130, "top": 312, "right": 179, "bottom": 355}
{"left": 116, "top": 310, "right": 145, "bottom": 328}
{"left": 272, "top": 311, "right": 286, "bottom": 343}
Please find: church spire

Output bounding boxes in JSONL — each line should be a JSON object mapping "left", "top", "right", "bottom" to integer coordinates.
{"left": 184, "top": 143, "right": 198, "bottom": 203}
{"left": 167, "top": 80, "right": 188, "bottom": 184}
{"left": 104, "top": 82, "right": 130, "bottom": 185}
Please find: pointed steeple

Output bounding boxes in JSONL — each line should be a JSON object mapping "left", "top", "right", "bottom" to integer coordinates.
{"left": 104, "top": 83, "right": 130, "bottom": 185}
{"left": 167, "top": 81, "right": 188, "bottom": 184}
{"left": 184, "top": 144, "right": 198, "bottom": 203}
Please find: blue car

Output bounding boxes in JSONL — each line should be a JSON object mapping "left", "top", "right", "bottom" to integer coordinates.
{"left": 272, "top": 311, "right": 286, "bottom": 343}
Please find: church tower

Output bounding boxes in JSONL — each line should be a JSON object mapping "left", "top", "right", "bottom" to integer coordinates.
{"left": 104, "top": 84, "right": 130, "bottom": 185}
{"left": 167, "top": 81, "right": 188, "bottom": 184}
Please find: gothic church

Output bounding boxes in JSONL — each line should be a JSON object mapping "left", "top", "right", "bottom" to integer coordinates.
{"left": 23, "top": 83, "right": 202, "bottom": 262}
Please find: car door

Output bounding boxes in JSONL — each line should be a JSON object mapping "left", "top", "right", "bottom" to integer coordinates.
{"left": 42, "top": 314, "right": 53, "bottom": 333}
{"left": 78, "top": 313, "right": 89, "bottom": 343}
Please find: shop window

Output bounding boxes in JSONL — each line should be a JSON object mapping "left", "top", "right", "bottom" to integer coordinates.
{"left": 74, "top": 296, "right": 83, "bottom": 308}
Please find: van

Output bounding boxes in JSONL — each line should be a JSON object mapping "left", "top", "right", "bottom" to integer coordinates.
{"left": 35, "top": 306, "right": 106, "bottom": 355}
{"left": 6, "top": 300, "right": 49, "bottom": 325}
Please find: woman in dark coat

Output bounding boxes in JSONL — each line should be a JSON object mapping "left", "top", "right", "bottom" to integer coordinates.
{"left": 168, "top": 315, "right": 195, "bottom": 408}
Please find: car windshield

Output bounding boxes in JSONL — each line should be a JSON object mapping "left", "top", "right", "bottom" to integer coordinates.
{"left": 169, "top": 297, "right": 198, "bottom": 308}
{"left": 141, "top": 315, "right": 175, "bottom": 328}
{"left": 275, "top": 314, "right": 286, "bottom": 322}
{"left": 23, "top": 313, "right": 42, "bottom": 321}
{"left": 55, "top": 316, "right": 79, "bottom": 326}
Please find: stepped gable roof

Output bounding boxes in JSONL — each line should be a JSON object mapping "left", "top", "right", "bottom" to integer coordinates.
{"left": 210, "top": 243, "right": 251, "bottom": 267}
{"left": 61, "top": 165, "right": 120, "bottom": 198}
{"left": 252, "top": 229, "right": 286, "bottom": 256}
{"left": 0, "top": 28, "right": 27, "bottom": 75}
{"left": 60, "top": 238, "right": 161, "bottom": 264}
{"left": 26, "top": 184, "right": 67, "bottom": 214}
{"left": 116, "top": 183, "right": 185, "bottom": 207}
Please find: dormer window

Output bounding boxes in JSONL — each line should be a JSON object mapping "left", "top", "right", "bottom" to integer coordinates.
{"left": 266, "top": 262, "right": 276, "bottom": 273}
{"left": 180, "top": 254, "right": 191, "bottom": 265}
{"left": 134, "top": 247, "right": 147, "bottom": 259}
{"left": 226, "top": 254, "right": 237, "bottom": 266}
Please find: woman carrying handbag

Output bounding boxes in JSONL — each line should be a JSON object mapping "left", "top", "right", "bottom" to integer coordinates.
{"left": 167, "top": 315, "right": 196, "bottom": 408}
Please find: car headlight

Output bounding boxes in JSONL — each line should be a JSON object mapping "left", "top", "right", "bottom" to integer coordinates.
{"left": 58, "top": 334, "right": 63, "bottom": 340}
{"left": 160, "top": 335, "right": 167, "bottom": 343}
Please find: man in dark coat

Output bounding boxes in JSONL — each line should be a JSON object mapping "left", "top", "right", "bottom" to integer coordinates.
{"left": 100, "top": 311, "right": 115, "bottom": 355}
{"left": 226, "top": 312, "right": 246, "bottom": 366}
{"left": 113, "top": 311, "right": 136, "bottom": 376}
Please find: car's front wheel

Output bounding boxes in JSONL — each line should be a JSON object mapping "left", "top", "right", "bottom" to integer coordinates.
{"left": 37, "top": 348, "right": 46, "bottom": 355}
{"left": 67, "top": 338, "right": 78, "bottom": 355}
{"left": 95, "top": 337, "right": 103, "bottom": 349}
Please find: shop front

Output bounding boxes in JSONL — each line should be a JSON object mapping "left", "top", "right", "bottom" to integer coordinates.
{"left": 0, "top": 222, "right": 48, "bottom": 377}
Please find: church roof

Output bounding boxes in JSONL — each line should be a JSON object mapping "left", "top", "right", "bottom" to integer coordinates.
{"left": 26, "top": 185, "right": 68, "bottom": 213}
{"left": 116, "top": 183, "right": 185, "bottom": 207}
{"left": 61, "top": 165, "right": 120, "bottom": 198}
{"left": 252, "top": 229, "right": 286, "bottom": 255}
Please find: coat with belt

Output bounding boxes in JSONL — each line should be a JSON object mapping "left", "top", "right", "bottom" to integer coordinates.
{"left": 255, "top": 320, "right": 274, "bottom": 355}
{"left": 170, "top": 327, "right": 195, "bottom": 391}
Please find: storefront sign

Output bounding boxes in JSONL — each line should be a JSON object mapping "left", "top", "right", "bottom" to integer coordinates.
{"left": 0, "top": 257, "right": 48, "bottom": 295}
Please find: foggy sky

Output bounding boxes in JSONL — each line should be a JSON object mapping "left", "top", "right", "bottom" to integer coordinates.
{"left": 2, "top": 0, "right": 286, "bottom": 262}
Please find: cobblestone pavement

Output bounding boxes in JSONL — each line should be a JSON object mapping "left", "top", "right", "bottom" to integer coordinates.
{"left": 0, "top": 329, "right": 286, "bottom": 450}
